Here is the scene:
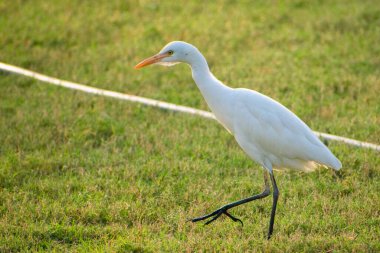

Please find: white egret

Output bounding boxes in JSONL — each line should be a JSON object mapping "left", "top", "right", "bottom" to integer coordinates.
{"left": 135, "top": 41, "right": 341, "bottom": 239}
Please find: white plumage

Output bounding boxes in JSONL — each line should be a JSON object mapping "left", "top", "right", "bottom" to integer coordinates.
{"left": 135, "top": 41, "right": 341, "bottom": 239}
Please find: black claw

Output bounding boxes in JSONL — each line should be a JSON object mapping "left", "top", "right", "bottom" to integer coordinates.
{"left": 224, "top": 211, "right": 244, "bottom": 226}
{"left": 204, "top": 211, "right": 223, "bottom": 225}
{"left": 190, "top": 208, "right": 244, "bottom": 227}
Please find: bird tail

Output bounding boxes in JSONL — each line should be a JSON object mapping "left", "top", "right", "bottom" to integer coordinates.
{"left": 310, "top": 143, "right": 342, "bottom": 171}
{"left": 317, "top": 146, "right": 342, "bottom": 170}
{"left": 328, "top": 155, "right": 342, "bottom": 170}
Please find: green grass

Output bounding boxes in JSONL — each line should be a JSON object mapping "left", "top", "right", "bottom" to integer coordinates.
{"left": 1, "top": 0, "right": 379, "bottom": 252}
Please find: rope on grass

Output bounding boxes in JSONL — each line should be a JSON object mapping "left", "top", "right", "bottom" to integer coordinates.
{"left": 1, "top": 61, "right": 379, "bottom": 152}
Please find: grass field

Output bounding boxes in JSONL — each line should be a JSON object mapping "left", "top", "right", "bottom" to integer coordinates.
{"left": 1, "top": 0, "right": 380, "bottom": 252}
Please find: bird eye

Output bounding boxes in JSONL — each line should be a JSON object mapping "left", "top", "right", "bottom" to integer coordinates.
{"left": 168, "top": 50, "right": 173, "bottom": 55}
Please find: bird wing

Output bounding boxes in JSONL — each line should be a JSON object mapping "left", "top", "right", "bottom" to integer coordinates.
{"left": 232, "top": 88, "right": 341, "bottom": 170}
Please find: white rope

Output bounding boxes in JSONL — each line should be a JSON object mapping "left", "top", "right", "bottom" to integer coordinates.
{"left": 1, "top": 62, "right": 379, "bottom": 152}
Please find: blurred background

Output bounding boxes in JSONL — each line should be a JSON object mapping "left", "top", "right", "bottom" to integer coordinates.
{"left": 0, "top": 0, "right": 379, "bottom": 251}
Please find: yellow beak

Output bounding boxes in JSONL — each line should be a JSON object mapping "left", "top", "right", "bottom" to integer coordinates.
{"left": 134, "top": 52, "right": 171, "bottom": 69}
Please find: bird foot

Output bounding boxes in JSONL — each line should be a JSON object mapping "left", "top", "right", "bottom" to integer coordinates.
{"left": 189, "top": 207, "right": 244, "bottom": 226}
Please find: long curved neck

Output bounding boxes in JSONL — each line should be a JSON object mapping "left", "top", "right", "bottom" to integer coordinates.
{"left": 188, "top": 51, "right": 235, "bottom": 132}
{"left": 189, "top": 51, "right": 231, "bottom": 99}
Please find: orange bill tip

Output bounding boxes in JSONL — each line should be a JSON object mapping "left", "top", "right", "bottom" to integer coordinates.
{"left": 134, "top": 52, "right": 170, "bottom": 69}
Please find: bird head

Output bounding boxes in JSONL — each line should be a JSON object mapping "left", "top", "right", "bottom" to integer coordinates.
{"left": 134, "top": 41, "right": 196, "bottom": 69}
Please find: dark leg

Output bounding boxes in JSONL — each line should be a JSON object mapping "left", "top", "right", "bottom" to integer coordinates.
{"left": 190, "top": 171, "right": 271, "bottom": 226}
{"left": 267, "top": 172, "right": 279, "bottom": 239}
